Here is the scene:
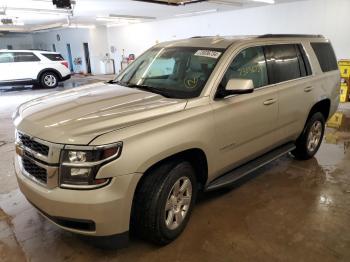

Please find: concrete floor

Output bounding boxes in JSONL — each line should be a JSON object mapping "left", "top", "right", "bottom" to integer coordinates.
{"left": 1, "top": 76, "right": 350, "bottom": 261}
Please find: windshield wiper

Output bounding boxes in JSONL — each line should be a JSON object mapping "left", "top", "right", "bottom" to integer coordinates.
{"left": 106, "top": 80, "right": 129, "bottom": 87}
{"left": 126, "top": 84, "right": 173, "bottom": 98}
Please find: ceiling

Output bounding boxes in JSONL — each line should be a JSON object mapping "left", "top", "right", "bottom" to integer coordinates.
{"left": 0, "top": 0, "right": 305, "bottom": 32}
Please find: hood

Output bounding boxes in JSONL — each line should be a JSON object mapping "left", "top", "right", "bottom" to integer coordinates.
{"left": 14, "top": 82, "right": 187, "bottom": 145}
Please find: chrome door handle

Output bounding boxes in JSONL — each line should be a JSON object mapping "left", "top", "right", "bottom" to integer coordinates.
{"left": 263, "top": 98, "right": 277, "bottom": 105}
{"left": 304, "top": 86, "right": 313, "bottom": 92}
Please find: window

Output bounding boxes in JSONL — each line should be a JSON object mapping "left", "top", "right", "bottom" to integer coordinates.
{"left": 220, "top": 46, "right": 268, "bottom": 90}
{"left": 14, "top": 52, "right": 40, "bottom": 62}
{"left": 296, "top": 44, "right": 312, "bottom": 76}
{"left": 42, "top": 53, "right": 64, "bottom": 61}
{"left": 264, "top": 44, "right": 301, "bottom": 84}
{"left": 0, "top": 52, "right": 14, "bottom": 63}
{"left": 116, "top": 47, "right": 223, "bottom": 99}
{"left": 143, "top": 58, "right": 175, "bottom": 78}
{"left": 311, "top": 42, "right": 338, "bottom": 72}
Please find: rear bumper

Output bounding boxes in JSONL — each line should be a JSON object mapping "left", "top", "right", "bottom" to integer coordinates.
{"left": 15, "top": 156, "right": 142, "bottom": 237}
{"left": 60, "top": 74, "right": 71, "bottom": 81}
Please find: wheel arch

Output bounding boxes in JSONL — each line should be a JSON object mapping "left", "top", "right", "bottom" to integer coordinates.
{"left": 308, "top": 99, "right": 331, "bottom": 121}
{"left": 37, "top": 68, "right": 63, "bottom": 82}
{"left": 298, "top": 98, "right": 330, "bottom": 141}
{"left": 137, "top": 148, "right": 209, "bottom": 191}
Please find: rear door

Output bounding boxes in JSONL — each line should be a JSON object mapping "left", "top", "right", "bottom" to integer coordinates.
{"left": 211, "top": 46, "right": 280, "bottom": 174}
{"left": 264, "top": 44, "right": 313, "bottom": 142}
{"left": 13, "top": 52, "right": 41, "bottom": 80}
{"left": 0, "top": 52, "right": 15, "bottom": 82}
{"left": 310, "top": 42, "right": 340, "bottom": 117}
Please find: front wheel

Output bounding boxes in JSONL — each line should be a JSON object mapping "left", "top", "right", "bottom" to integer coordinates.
{"left": 40, "top": 72, "right": 59, "bottom": 88}
{"left": 132, "top": 161, "right": 197, "bottom": 245}
{"left": 291, "top": 112, "right": 325, "bottom": 160}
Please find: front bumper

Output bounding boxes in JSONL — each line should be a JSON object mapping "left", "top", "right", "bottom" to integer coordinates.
{"left": 15, "top": 156, "right": 141, "bottom": 237}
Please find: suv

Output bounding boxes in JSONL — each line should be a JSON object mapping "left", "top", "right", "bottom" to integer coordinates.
{"left": 13, "top": 35, "right": 340, "bottom": 247}
{"left": 0, "top": 50, "right": 71, "bottom": 88}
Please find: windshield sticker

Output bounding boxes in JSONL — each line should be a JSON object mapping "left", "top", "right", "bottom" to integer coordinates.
{"left": 194, "top": 50, "right": 222, "bottom": 59}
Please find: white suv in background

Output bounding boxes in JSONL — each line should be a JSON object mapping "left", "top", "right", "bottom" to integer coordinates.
{"left": 0, "top": 50, "right": 71, "bottom": 88}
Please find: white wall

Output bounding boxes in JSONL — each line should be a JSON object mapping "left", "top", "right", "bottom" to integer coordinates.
{"left": 107, "top": 0, "right": 350, "bottom": 72}
{"left": 2, "top": 0, "right": 349, "bottom": 74}
{"left": 32, "top": 26, "right": 109, "bottom": 75}
{"left": 0, "top": 34, "right": 34, "bottom": 50}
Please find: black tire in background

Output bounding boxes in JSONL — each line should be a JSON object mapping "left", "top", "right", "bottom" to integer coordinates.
{"left": 131, "top": 160, "right": 197, "bottom": 245}
{"left": 292, "top": 112, "right": 325, "bottom": 160}
{"left": 39, "top": 71, "right": 59, "bottom": 88}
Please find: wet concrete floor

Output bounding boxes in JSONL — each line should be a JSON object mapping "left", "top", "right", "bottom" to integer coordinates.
{"left": 0, "top": 77, "right": 350, "bottom": 261}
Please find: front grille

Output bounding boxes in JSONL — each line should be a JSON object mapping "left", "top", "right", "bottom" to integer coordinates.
{"left": 22, "top": 157, "right": 47, "bottom": 184}
{"left": 19, "top": 133, "right": 49, "bottom": 156}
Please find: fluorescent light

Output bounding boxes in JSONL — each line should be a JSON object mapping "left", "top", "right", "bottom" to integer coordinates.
{"left": 96, "top": 17, "right": 119, "bottom": 22}
{"left": 175, "top": 9, "right": 217, "bottom": 17}
{"left": 252, "top": 0, "right": 275, "bottom": 4}
{"left": 5, "top": 7, "right": 71, "bottom": 16}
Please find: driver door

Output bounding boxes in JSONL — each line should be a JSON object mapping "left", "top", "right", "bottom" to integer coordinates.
{"left": 211, "top": 46, "right": 280, "bottom": 175}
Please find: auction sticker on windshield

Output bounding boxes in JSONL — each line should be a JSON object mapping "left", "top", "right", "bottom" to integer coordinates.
{"left": 194, "top": 50, "right": 222, "bottom": 59}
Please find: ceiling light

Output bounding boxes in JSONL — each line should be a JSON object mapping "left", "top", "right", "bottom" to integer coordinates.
{"left": 109, "top": 14, "right": 155, "bottom": 20}
{"left": 252, "top": 0, "right": 275, "bottom": 4}
{"left": 4, "top": 7, "right": 72, "bottom": 16}
{"left": 96, "top": 15, "right": 155, "bottom": 22}
{"left": 175, "top": 9, "right": 217, "bottom": 17}
{"left": 133, "top": 0, "right": 207, "bottom": 6}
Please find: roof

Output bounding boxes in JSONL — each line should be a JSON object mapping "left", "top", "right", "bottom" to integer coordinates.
{"left": 157, "top": 34, "right": 326, "bottom": 49}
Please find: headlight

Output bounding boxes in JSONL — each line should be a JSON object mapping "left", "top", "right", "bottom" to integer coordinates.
{"left": 59, "top": 142, "right": 122, "bottom": 189}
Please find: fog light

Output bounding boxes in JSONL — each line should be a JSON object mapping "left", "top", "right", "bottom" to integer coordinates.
{"left": 71, "top": 168, "right": 90, "bottom": 177}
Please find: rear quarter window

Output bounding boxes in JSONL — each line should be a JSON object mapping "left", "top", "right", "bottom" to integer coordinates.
{"left": 311, "top": 42, "right": 338, "bottom": 72}
{"left": 41, "top": 53, "right": 64, "bottom": 61}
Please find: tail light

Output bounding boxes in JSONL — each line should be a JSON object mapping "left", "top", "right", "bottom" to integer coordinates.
{"left": 61, "top": 61, "right": 69, "bottom": 68}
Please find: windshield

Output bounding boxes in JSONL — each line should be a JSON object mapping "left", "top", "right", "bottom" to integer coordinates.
{"left": 114, "top": 47, "right": 224, "bottom": 99}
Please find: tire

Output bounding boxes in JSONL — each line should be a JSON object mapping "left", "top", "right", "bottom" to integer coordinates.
{"left": 291, "top": 112, "right": 325, "bottom": 160}
{"left": 39, "top": 72, "right": 59, "bottom": 88}
{"left": 131, "top": 160, "right": 197, "bottom": 245}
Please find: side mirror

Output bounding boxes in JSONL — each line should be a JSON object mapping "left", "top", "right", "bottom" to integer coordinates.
{"left": 225, "top": 79, "right": 254, "bottom": 95}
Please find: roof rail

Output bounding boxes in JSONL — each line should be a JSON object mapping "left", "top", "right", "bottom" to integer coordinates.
{"left": 258, "top": 34, "right": 324, "bottom": 38}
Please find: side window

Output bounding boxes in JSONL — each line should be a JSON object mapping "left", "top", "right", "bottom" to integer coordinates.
{"left": 0, "top": 52, "right": 14, "bottom": 63}
{"left": 311, "top": 42, "right": 338, "bottom": 72}
{"left": 220, "top": 46, "right": 268, "bottom": 89}
{"left": 14, "top": 52, "right": 40, "bottom": 62}
{"left": 264, "top": 44, "right": 301, "bottom": 84}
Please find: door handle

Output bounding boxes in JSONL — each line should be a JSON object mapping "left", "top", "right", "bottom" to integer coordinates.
{"left": 263, "top": 98, "right": 277, "bottom": 106}
{"left": 304, "top": 86, "right": 313, "bottom": 92}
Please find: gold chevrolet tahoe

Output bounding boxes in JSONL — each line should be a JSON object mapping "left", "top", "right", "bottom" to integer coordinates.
{"left": 13, "top": 35, "right": 340, "bottom": 247}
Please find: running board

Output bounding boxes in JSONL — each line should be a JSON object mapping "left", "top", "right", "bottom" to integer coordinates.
{"left": 205, "top": 142, "right": 296, "bottom": 191}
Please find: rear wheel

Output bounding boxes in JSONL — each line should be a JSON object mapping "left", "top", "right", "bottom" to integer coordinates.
{"left": 40, "top": 72, "right": 59, "bottom": 88}
{"left": 292, "top": 112, "right": 325, "bottom": 160}
{"left": 131, "top": 160, "right": 197, "bottom": 245}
